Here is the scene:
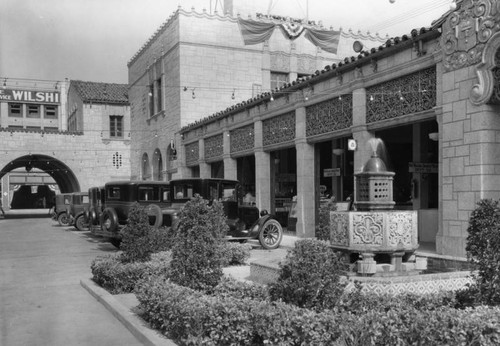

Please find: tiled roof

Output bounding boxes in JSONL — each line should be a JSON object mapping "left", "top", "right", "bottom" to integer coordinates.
{"left": 71, "top": 80, "right": 129, "bottom": 104}
{"left": 180, "top": 27, "right": 439, "bottom": 133}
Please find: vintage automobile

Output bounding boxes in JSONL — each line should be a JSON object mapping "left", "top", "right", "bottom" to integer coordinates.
{"left": 66, "top": 192, "right": 90, "bottom": 231}
{"left": 85, "top": 186, "right": 105, "bottom": 232}
{"left": 96, "top": 181, "right": 171, "bottom": 247}
{"left": 50, "top": 193, "right": 73, "bottom": 226}
{"left": 164, "top": 178, "right": 283, "bottom": 249}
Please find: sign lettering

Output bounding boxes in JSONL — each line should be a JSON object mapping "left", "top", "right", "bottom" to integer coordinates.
{"left": 0, "top": 89, "right": 60, "bottom": 104}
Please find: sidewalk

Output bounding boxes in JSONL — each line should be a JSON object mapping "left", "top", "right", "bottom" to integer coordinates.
{"left": 81, "top": 235, "right": 299, "bottom": 346}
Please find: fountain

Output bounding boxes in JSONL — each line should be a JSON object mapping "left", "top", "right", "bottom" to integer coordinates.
{"left": 330, "top": 138, "right": 422, "bottom": 276}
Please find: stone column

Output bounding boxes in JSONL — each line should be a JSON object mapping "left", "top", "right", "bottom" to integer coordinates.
{"left": 295, "top": 106, "right": 315, "bottom": 238}
{"left": 254, "top": 120, "right": 271, "bottom": 212}
{"left": 223, "top": 130, "right": 237, "bottom": 180}
{"left": 198, "top": 138, "right": 210, "bottom": 178}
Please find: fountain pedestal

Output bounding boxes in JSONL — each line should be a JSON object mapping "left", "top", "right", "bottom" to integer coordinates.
{"left": 329, "top": 152, "right": 423, "bottom": 276}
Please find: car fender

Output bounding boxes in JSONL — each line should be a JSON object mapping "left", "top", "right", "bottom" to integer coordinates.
{"left": 248, "top": 213, "right": 279, "bottom": 237}
{"left": 145, "top": 204, "right": 163, "bottom": 229}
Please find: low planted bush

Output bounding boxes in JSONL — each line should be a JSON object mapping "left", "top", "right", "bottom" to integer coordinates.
{"left": 219, "top": 241, "right": 251, "bottom": 267}
{"left": 465, "top": 199, "right": 500, "bottom": 306}
{"left": 212, "top": 277, "right": 269, "bottom": 301}
{"left": 91, "top": 251, "right": 172, "bottom": 294}
{"left": 135, "top": 275, "right": 500, "bottom": 346}
{"left": 268, "top": 238, "right": 347, "bottom": 311}
{"left": 169, "top": 195, "right": 228, "bottom": 292}
{"left": 120, "top": 204, "right": 174, "bottom": 262}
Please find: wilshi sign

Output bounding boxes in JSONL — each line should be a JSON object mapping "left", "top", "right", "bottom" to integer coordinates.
{"left": 0, "top": 88, "right": 60, "bottom": 103}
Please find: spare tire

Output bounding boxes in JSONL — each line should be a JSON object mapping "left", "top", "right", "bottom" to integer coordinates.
{"left": 100, "top": 207, "right": 119, "bottom": 233}
{"left": 145, "top": 204, "right": 163, "bottom": 229}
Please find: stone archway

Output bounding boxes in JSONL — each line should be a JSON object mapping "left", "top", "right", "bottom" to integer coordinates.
{"left": 0, "top": 154, "right": 80, "bottom": 193}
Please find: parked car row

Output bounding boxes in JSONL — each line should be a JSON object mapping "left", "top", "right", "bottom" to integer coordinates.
{"left": 52, "top": 178, "right": 283, "bottom": 250}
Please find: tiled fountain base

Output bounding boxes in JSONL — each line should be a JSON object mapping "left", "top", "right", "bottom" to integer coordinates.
{"left": 250, "top": 260, "right": 473, "bottom": 295}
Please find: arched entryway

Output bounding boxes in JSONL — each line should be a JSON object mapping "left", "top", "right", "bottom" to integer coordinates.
{"left": 0, "top": 154, "right": 80, "bottom": 210}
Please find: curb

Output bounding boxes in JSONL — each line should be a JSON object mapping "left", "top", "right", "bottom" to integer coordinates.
{"left": 80, "top": 278, "right": 176, "bottom": 346}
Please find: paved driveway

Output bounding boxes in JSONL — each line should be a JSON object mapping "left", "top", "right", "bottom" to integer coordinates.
{"left": 0, "top": 215, "right": 141, "bottom": 346}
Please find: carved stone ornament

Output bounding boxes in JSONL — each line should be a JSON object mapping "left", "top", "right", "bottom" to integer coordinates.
{"left": 471, "top": 31, "right": 500, "bottom": 104}
{"left": 442, "top": 0, "right": 500, "bottom": 73}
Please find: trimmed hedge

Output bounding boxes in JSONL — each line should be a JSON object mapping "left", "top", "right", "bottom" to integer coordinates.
{"left": 91, "top": 251, "right": 171, "bottom": 294}
{"left": 135, "top": 276, "right": 500, "bottom": 346}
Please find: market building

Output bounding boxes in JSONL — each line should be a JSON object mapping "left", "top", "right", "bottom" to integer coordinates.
{"left": 0, "top": 78, "right": 131, "bottom": 211}
{"left": 127, "top": 2, "right": 386, "bottom": 184}
{"left": 177, "top": 0, "right": 500, "bottom": 258}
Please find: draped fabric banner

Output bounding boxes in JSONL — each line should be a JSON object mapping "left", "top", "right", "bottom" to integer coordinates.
{"left": 304, "top": 28, "right": 340, "bottom": 54}
{"left": 237, "top": 18, "right": 340, "bottom": 54}
{"left": 237, "top": 18, "right": 276, "bottom": 45}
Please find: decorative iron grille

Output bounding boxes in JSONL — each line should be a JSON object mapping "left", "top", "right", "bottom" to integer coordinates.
{"left": 263, "top": 111, "right": 296, "bottom": 146}
{"left": 230, "top": 124, "right": 254, "bottom": 153}
{"left": 306, "top": 95, "right": 353, "bottom": 136}
{"left": 366, "top": 67, "right": 436, "bottom": 123}
{"left": 185, "top": 141, "right": 199, "bottom": 166}
{"left": 205, "top": 134, "right": 223, "bottom": 160}
{"left": 112, "top": 152, "right": 122, "bottom": 169}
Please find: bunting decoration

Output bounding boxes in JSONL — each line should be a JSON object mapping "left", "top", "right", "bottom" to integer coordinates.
{"left": 237, "top": 18, "right": 340, "bottom": 54}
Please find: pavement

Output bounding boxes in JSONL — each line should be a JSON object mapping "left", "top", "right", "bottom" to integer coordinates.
{"left": 0, "top": 212, "right": 298, "bottom": 346}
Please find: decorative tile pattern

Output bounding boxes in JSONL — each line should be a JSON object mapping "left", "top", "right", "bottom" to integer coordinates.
{"left": 306, "top": 95, "right": 353, "bottom": 136}
{"left": 330, "top": 212, "right": 349, "bottom": 246}
{"left": 263, "top": 111, "right": 295, "bottom": 146}
{"left": 352, "top": 213, "right": 384, "bottom": 246}
{"left": 185, "top": 141, "right": 199, "bottom": 166}
{"left": 366, "top": 67, "right": 436, "bottom": 123}
{"left": 204, "top": 134, "right": 223, "bottom": 160}
{"left": 387, "top": 212, "right": 413, "bottom": 247}
{"left": 230, "top": 124, "right": 254, "bottom": 153}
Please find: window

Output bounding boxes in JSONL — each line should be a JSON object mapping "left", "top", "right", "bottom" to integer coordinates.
{"left": 109, "top": 116, "right": 123, "bottom": 138}
{"left": 44, "top": 127, "right": 58, "bottom": 132}
{"left": 156, "top": 78, "right": 162, "bottom": 113}
{"left": 173, "top": 183, "right": 194, "bottom": 200}
{"left": 107, "top": 187, "right": 121, "bottom": 199}
{"left": 149, "top": 84, "right": 154, "bottom": 117}
{"left": 138, "top": 186, "right": 160, "bottom": 202}
{"left": 8, "top": 103, "right": 22, "bottom": 117}
{"left": 27, "top": 104, "right": 40, "bottom": 118}
{"left": 270, "top": 72, "right": 289, "bottom": 90}
{"left": 26, "top": 126, "right": 41, "bottom": 131}
{"left": 44, "top": 105, "right": 58, "bottom": 119}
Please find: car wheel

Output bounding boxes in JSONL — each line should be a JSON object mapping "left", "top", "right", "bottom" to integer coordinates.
{"left": 57, "top": 212, "right": 70, "bottom": 226}
{"left": 75, "top": 214, "right": 89, "bottom": 232}
{"left": 258, "top": 219, "right": 283, "bottom": 250}
{"left": 100, "top": 208, "right": 119, "bottom": 233}
{"left": 109, "top": 238, "right": 121, "bottom": 248}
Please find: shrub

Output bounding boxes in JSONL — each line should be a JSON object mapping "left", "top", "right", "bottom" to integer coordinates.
{"left": 315, "top": 197, "right": 336, "bottom": 240}
{"left": 268, "top": 239, "right": 347, "bottom": 311}
{"left": 120, "top": 204, "right": 173, "bottom": 262}
{"left": 466, "top": 199, "right": 500, "bottom": 305}
{"left": 219, "top": 241, "right": 251, "bottom": 267}
{"left": 212, "top": 277, "right": 269, "bottom": 301}
{"left": 91, "top": 251, "right": 172, "bottom": 294}
{"left": 169, "top": 195, "right": 228, "bottom": 292}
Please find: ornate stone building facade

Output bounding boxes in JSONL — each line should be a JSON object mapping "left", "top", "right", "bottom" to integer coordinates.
{"left": 178, "top": 0, "right": 500, "bottom": 258}
{"left": 127, "top": 2, "right": 386, "bottom": 183}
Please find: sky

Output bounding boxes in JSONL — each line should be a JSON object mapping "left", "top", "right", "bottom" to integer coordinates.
{"left": 0, "top": 0, "right": 454, "bottom": 85}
